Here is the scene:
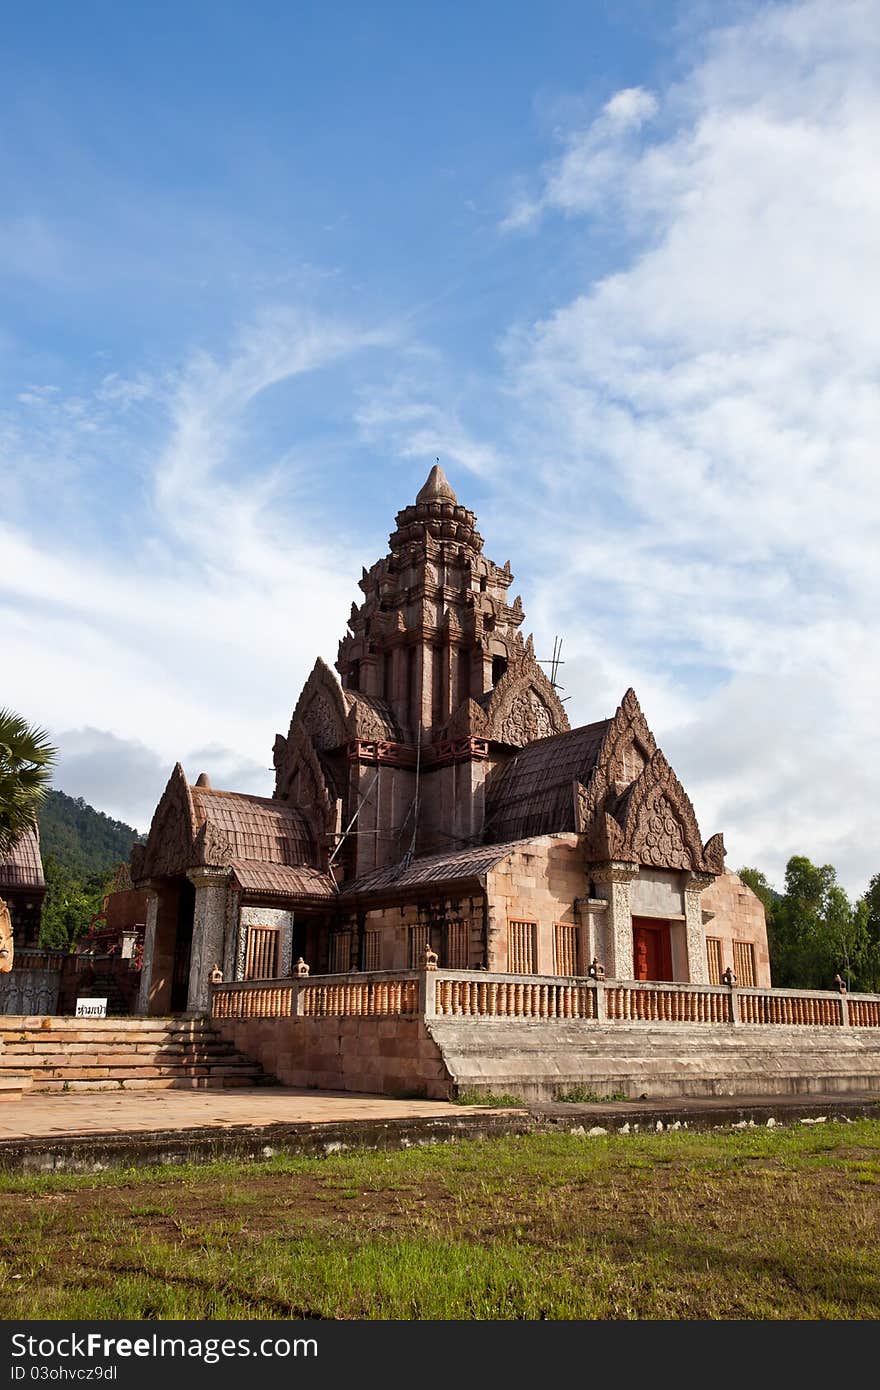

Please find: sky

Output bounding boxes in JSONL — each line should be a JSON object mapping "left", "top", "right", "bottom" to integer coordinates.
{"left": 1, "top": 0, "right": 878, "bottom": 897}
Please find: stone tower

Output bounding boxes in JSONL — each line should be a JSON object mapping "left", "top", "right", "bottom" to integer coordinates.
{"left": 272, "top": 465, "right": 569, "bottom": 877}
{"left": 336, "top": 463, "right": 534, "bottom": 741}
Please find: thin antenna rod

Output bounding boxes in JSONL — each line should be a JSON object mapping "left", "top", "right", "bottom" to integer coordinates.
{"left": 328, "top": 769, "right": 381, "bottom": 873}
{"left": 403, "top": 720, "right": 423, "bottom": 867}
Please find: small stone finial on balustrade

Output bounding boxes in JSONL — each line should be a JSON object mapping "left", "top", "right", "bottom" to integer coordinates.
{"left": 423, "top": 943, "right": 439, "bottom": 972}
{"left": 834, "top": 973, "right": 848, "bottom": 994}
{"left": 295, "top": 958, "right": 310, "bottom": 978}
{"left": 588, "top": 958, "right": 606, "bottom": 982}
{"left": 210, "top": 964, "right": 223, "bottom": 985}
{"left": 722, "top": 966, "right": 737, "bottom": 987}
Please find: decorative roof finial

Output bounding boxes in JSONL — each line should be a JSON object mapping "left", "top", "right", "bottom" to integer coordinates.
{"left": 416, "top": 461, "right": 457, "bottom": 505}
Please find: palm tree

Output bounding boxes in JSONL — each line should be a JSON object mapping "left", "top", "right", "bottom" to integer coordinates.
{"left": 0, "top": 709, "right": 56, "bottom": 856}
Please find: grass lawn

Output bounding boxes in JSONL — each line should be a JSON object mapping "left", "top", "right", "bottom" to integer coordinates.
{"left": 0, "top": 1120, "right": 878, "bottom": 1320}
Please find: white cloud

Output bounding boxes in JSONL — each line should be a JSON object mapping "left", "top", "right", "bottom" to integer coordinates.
{"left": 501, "top": 84, "right": 660, "bottom": 229}
{"left": 0, "top": 309, "right": 393, "bottom": 817}
{"left": 496, "top": 0, "right": 880, "bottom": 895}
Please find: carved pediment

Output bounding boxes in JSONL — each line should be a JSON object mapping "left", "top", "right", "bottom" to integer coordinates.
{"left": 483, "top": 660, "right": 569, "bottom": 748}
{"left": 346, "top": 692, "right": 400, "bottom": 741}
{"left": 287, "top": 658, "right": 350, "bottom": 752}
{"left": 579, "top": 688, "right": 659, "bottom": 821}
{"left": 273, "top": 726, "right": 338, "bottom": 842}
{"left": 443, "top": 697, "right": 490, "bottom": 742}
{"left": 620, "top": 750, "right": 706, "bottom": 872}
{"left": 137, "top": 764, "right": 197, "bottom": 881}
{"left": 193, "top": 818, "right": 235, "bottom": 870}
{"left": 703, "top": 832, "right": 726, "bottom": 875}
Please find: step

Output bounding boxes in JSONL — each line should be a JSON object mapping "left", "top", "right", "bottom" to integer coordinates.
{"left": 1, "top": 1018, "right": 275, "bottom": 1092}
{"left": 0, "top": 1045, "right": 240, "bottom": 1063}
{"left": 30, "top": 1074, "right": 270, "bottom": 1093}
{"left": 0, "top": 1075, "right": 32, "bottom": 1100}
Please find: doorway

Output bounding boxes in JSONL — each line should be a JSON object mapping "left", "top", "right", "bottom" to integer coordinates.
{"left": 170, "top": 878, "right": 195, "bottom": 1012}
{"left": 632, "top": 917, "right": 673, "bottom": 982}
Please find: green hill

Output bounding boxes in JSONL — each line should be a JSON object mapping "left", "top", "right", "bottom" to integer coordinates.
{"left": 38, "top": 788, "right": 141, "bottom": 881}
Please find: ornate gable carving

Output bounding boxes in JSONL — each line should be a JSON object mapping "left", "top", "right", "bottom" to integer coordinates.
{"left": 137, "top": 764, "right": 198, "bottom": 881}
{"left": 578, "top": 688, "right": 658, "bottom": 824}
{"left": 702, "top": 832, "right": 726, "bottom": 875}
{"left": 621, "top": 750, "right": 706, "bottom": 872}
{"left": 346, "top": 692, "right": 399, "bottom": 741}
{"left": 443, "top": 697, "right": 490, "bottom": 741}
{"left": 483, "top": 660, "right": 569, "bottom": 748}
{"left": 193, "top": 818, "right": 235, "bottom": 870}
{"left": 287, "top": 658, "right": 350, "bottom": 752}
{"left": 273, "top": 726, "right": 337, "bottom": 836}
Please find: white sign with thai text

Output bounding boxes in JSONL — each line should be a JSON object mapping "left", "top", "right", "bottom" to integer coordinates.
{"left": 75, "top": 998, "right": 107, "bottom": 1018}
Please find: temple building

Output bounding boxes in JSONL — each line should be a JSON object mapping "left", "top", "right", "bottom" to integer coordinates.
{"left": 133, "top": 465, "right": 770, "bottom": 1015}
{"left": 0, "top": 824, "right": 45, "bottom": 949}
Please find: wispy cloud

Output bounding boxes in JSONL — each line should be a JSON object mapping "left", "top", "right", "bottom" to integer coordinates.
{"left": 493, "top": 0, "right": 880, "bottom": 892}
{"left": 0, "top": 307, "right": 397, "bottom": 808}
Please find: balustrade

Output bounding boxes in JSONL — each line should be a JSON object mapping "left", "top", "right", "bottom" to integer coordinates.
{"left": 210, "top": 970, "right": 880, "bottom": 1029}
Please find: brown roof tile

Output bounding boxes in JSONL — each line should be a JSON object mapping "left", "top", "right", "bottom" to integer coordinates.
{"left": 485, "top": 720, "right": 610, "bottom": 843}
{"left": 230, "top": 860, "right": 335, "bottom": 898}
{"left": 0, "top": 825, "right": 45, "bottom": 890}
{"left": 341, "top": 840, "right": 527, "bottom": 896}
{"left": 191, "top": 788, "right": 316, "bottom": 866}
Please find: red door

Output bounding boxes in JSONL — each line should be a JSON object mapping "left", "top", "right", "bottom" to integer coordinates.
{"left": 632, "top": 918, "right": 673, "bottom": 982}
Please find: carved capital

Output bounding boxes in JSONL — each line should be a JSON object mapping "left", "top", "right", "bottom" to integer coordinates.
{"left": 590, "top": 860, "right": 639, "bottom": 885}
{"left": 683, "top": 871, "right": 714, "bottom": 895}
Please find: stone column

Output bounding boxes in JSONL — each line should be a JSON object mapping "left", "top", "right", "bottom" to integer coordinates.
{"left": 576, "top": 897, "right": 609, "bottom": 974}
{"left": 590, "top": 863, "right": 638, "bottom": 980}
{"left": 136, "top": 886, "right": 160, "bottom": 1015}
{"left": 683, "top": 872, "right": 713, "bottom": 985}
{"left": 186, "top": 869, "right": 230, "bottom": 1015}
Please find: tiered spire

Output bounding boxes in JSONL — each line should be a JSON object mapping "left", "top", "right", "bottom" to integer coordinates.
{"left": 335, "top": 466, "right": 525, "bottom": 742}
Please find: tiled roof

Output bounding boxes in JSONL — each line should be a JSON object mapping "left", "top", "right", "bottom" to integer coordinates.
{"left": 191, "top": 788, "right": 316, "bottom": 865}
{"left": 230, "top": 860, "right": 336, "bottom": 898}
{"left": 485, "top": 720, "right": 610, "bottom": 843}
{"left": 341, "top": 840, "right": 527, "bottom": 896}
{"left": 0, "top": 825, "right": 45, "bottom": 890}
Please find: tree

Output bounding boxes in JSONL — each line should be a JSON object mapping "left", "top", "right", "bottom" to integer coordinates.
{"left": 38, "top": 856, "right": 111, "bottom": 951}
{"left": 0, "top": 709, "right": 56, "bottom": 856}
{"left": 856, "top": 874, "right": 880, "bottom": 993}
{"left": 766, "top": 856, "right": 866, "bottom": 990}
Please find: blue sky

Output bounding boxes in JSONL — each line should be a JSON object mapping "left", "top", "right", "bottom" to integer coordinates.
{"left": 2, "top": 1, "right": 879, "bottom": 896}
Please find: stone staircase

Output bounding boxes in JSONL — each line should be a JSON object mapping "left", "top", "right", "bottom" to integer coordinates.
{"left": 0, "top": 1017, "right": 276, "bottom": 1093}
{"left": 426, "top": 1017, "right": 880, "bottom": 1102}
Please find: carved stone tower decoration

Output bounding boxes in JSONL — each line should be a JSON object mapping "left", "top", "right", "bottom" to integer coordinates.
{"left": 335, "top": 464, "right": 568, "bottom": 747}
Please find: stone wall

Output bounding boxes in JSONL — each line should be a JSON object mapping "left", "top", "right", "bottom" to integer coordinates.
{"left": 217, "top": 1015, "right": 452, "bottom": 1098}
{"left": 485, "top": 834, "right": 585, "bottom": 973}
{"left": 701, "top": 870, "right": 771, "bottom": 988}
{"left": 362, "top": 895, "right": 484, "bottom": 971}
{"left": 427, "top": 1016, "right": 880, "bottom": 1101}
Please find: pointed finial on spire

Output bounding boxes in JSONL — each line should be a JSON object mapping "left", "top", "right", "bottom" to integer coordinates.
{"left": 416, "top": 461, "right": 457, "bottom": 505}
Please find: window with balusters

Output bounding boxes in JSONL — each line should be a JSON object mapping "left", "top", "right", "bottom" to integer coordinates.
{"left": 733, "top": 940, "right": 757, "bottom": 987}
{"left": 244, "top": 925, "right": 279, "bottom": 980}
{"left": 362, "top": 930, "right": 381, "bottom": 971}
{"left": 409, "top": 924, "right": 429, "bottom": 968}
{"left": 554, "top": 923, "right": 579, "bottom": 976}
{"left": 508, "top": 920, "right": 537, "bottom": 974}
{"left": 445, "top": 919, "right": 470, "bottom": 968}
{"left": 330, "top": 931, "right": 352, "bottom": 973}
{"left": 706, "top": 936, "right": 723, "bottom": 986}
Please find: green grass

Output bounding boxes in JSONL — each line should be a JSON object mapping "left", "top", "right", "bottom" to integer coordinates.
{"left": 452, "top": 1089, "right": 524, "bottom": 1107}
{"left": 0, "top": 1122, "right": 878, "bottom": 1319}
